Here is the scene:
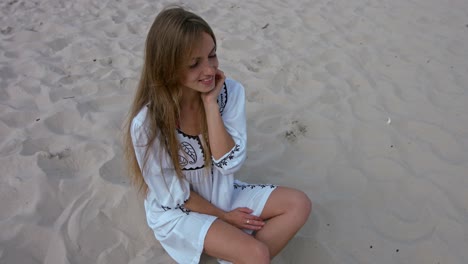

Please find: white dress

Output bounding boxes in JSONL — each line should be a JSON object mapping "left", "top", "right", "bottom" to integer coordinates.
{"left": 131, "top": 78, "right": 277, "bottom": 264}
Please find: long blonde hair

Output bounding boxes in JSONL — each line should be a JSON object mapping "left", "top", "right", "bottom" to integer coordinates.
{"left": 123, "top": 7, "right": 216, "bottom": 194}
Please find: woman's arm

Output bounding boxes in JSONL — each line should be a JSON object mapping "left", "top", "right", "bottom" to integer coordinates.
{"left": 201, "top": 73, "right": 248, "bottom": 175}
{"left": 184, "top": 191, "right": 225, "bottom": 218}
{"left": 204, "top": 101, "right": 235, "bottom": 159}
{"left": 201, "top": 70, "right": 235, "bottom": 160}
{"left": 185, "top": 191, "right": 265, "bottom": 230}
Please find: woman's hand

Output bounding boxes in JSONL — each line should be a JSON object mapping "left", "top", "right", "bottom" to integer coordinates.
{"left": 200, "top": 69, "right": 225, "bottom": 106}
{"left": 222, "top": 207, "right": 265, "bottom": 231}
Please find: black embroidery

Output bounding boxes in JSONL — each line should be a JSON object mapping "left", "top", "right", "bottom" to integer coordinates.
{"left": 176, "top": 130, "right": 206, "bottom": 171}
{"left": 214, "top": 144, "right": 240, "bottom": 168}
{"left": 179, "top": 142, "right": 197, "bottom": 165}
{"left": 175, "top": 200, "right": 191, "bottom": 215}
{"left": 179, "top": 155, "right": 188, "bottom": 167}
{"left": 217, "top": 82, "right": 228, "bottom": 115}
{"left": 233, "top": 183, "right": 276, "bottom": 190}
{"left": 182, "top": 165, "right": 205, "bottom": 171}
{"left": 161, "top": 203, "right": 191, "bottom": 215}
{"left": 176, "top": 129, "right": 199, "bottom": 140}
{"left": 211, "top": 164, "right": 214, "bottom": 183}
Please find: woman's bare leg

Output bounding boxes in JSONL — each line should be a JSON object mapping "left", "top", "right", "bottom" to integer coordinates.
{"left": 254, "top": 187, "right": 312, "bottom": 257}
{"left": 204, "top": 219, "right": 270, "bottom": 264}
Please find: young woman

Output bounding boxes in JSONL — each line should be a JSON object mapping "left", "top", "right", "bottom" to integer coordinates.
{"left": 124, "top": 7, "right": 311, "bottom": 264}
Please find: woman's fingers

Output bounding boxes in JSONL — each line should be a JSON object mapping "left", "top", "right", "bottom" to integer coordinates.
{"left": 244, "top": 218, "right": 265, "bottom": 226}
{"left": 238, "top": 208, "right": 263, "bottom": 221}
{"left": 238, "top": 207, "right": 253, "bottom": 214}
{"left": 226, "top": 207, "right": 266, "bottom": 230}
{"left": 241, "top": 215, "right": 265, "bottom": 230}
{"left": 215, "top": 69, "right": 225, "bottom": 88}
{"left": 201, "top": 69, "right": 225, "bottom": 105}
{"left": 243, "top": 220, "right": 264, "bottom": 230}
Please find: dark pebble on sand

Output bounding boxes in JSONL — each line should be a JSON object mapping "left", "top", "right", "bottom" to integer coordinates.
{"left": 370, "top": 245, "right": 373, "bottom": 249}
{"left": 93, "top": 59, "right": 97, "bottom": 62}
{"left": 36, "top": 118, "right": 40, "bottom": 121}
{"left": 396, "top": 249, "right": 399, "bottom": 252}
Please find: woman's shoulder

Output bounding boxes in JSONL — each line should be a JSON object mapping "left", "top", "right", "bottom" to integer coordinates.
{"left": 225, "top": 78, "right": 245, "bottom": 92}
{"left": 223, "top": 78, "right": 245, "bottom": 102}
{"left": 131, "top": 105, "right": 150, "bottom": 129}
{"left": 217, "top": 78, "right": 243, "bottom": 115}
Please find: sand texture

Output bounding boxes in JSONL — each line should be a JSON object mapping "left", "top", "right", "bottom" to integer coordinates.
{"left": 1, "top": 0, "right": 468, "bottom": 263}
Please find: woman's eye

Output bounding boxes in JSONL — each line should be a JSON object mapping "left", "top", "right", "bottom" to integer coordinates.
{"left": 189, "top": 62, "right": 198, "bottom": 68}
{"left": 209, "top": 53, "right": 217, "bottom": 58}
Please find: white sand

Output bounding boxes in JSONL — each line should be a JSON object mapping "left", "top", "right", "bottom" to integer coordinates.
{"left": 1, "top": 0, "right": 468, "bottom": 263}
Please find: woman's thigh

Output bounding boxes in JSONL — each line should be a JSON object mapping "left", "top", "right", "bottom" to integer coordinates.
{"left": 204, "top": 219, "right": 269, "bottom": 263}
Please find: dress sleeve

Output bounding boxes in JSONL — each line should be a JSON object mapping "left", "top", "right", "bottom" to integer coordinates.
{"left": 212, "top": 79, "right": 247, "bottom": 175}
{"left": 131, "top": 115, "right": 191, "bottom": 213}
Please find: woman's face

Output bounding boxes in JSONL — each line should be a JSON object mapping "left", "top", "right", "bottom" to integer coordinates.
{"left": 180, "top": 32, "right": 218, "bottom": 94}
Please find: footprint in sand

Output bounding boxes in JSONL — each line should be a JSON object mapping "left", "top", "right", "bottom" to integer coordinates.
{"left": 47, "top": 37, "right": 69, "bottom": 53}
{"left": 99, "top": 153, "right": 127, "bottom": 185}
{"left": 0, "top": 84, "right": 10, "bottom": 102}
{"left": 36, "top": 142, "right": 110, "bottom": 181}
{"left": 17, "top": 78, "right": 41, "bottom": 96}
{"left": 0, "top": 109, "right": 40, "bottom": 129}
{"left": 255, "top": 115, "right": 282, "bottom": 134}
{"left": 0, "top": 183, "right": 21, "bottom": 221}
{"left": 20, "top": 137, "right": 55, "bottom": 156}
{"left": 71, "top": 211, "right": 124, "bottom": 261}
{"left": 0, "top": 66, "right": 18, "bottom": 84}
{"left": 20, "top": 136, "right": 82, "bottom": 159}
{"left": 111, "top": 9, "right": 127, "bottom": 24}
{"left": 76, "top": 95, "right": 128, "bottom": 116}
{"left": 222, "top": 37, "right": 258, "bottom": 51}
{"left": 43, "top": 110, "right": 88, "bottom": 135}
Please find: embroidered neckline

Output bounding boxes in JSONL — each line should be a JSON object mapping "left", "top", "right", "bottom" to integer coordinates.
{"left": 176, "top": 128, "right": 200, "bottom": 139}
{"left": 217, "top": 82, "right": 228, "bottom": 115}
{"left": 177, "top": 130, "right": 206, "bottom": 171}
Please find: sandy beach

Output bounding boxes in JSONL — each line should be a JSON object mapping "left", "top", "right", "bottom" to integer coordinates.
{"left": 1, "top": 0, "right": 468, "bottom": 263}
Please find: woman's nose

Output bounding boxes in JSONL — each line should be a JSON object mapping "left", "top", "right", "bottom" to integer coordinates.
{"left": 202, "top": 60, "right": 217, "bottom": 74}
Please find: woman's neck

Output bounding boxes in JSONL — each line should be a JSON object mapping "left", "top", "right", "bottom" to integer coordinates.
{"left": 180, "top": 87, "right": 201, "bottom": 111}
{"left": 177, "top": 87, "right": 203, "bottom": 135}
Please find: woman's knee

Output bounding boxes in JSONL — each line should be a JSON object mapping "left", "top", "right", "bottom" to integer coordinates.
{"left": 204, "top": 220, "right": 270, "bottom": 263}
{"left": 262, "top": 187, "right": 311, "bottom": 222}
{"left": 288, "top": 190, "right": 312, "bottom": 220}
{"left": 240, "top": 240, "right": 270, "bottom": 263}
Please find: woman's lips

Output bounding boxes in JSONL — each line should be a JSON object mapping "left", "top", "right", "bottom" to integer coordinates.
{"left": 200, "top": 76, "right": 214, "bottom": 86}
